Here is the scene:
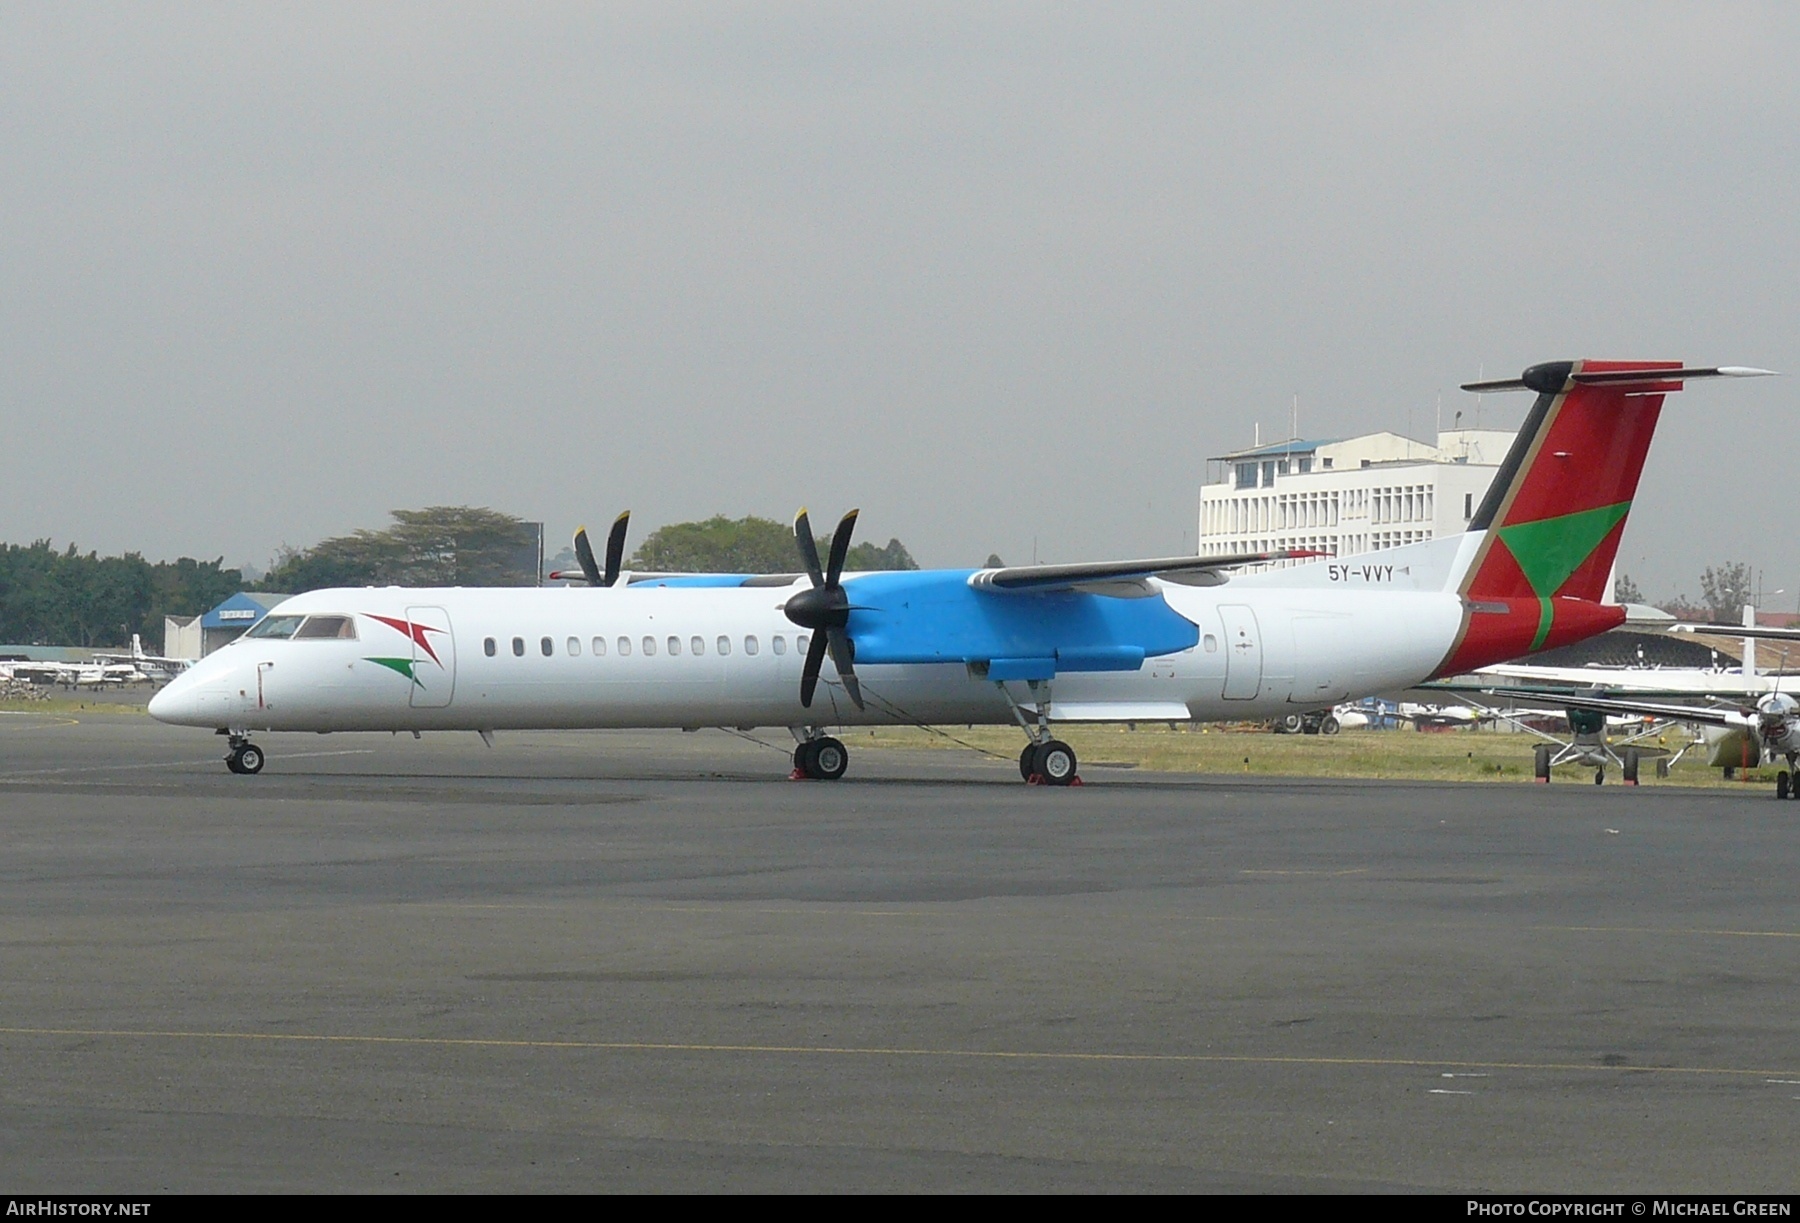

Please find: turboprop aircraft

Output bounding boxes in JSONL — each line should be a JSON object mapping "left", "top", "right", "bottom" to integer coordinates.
{"left": 148, "top": 359, "right": 1771, "bottom": 780}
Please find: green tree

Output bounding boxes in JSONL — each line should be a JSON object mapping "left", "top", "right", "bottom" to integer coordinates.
{"left": 262, "top": 507, "right": 541, "bottom": 591}
{"left": 629, "top": 516, "right": 919, "bottom": 573}
{"left": 631, "top": 516, "right": 800, "bottom": 573}
{"left": 1700, "top": 562, "right": 1755, "bottom": 623}
{"left": 1613, "top": 573, "right": 1644, "bottom": 604}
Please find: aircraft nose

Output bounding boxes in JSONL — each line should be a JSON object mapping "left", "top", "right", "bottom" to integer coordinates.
{"left": 148, "top": 672, "right": 213, "bottom": 725}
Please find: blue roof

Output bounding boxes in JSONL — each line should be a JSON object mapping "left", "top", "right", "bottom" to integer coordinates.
{"left": 200, "top": 591, "right": 291, "bottom": 630}
{"left": 1212, "top": 438, "right": 1339, "bottom": 461}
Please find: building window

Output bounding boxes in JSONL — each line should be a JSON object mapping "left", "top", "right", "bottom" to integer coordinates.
{"left": 484, "top": 637, "right": 496, "bottom": 657}
{"left": 512, "top": 637, "right": 525, "bottom": 657}
{"left": 1464, "top": 492, "right": 1473, "bottom": 519}
{"left": 1261, "top": 460, "right": 1276, "bottom": 486}
{"left": 1235, "top": 462, "right": 1258, "bottom": 489}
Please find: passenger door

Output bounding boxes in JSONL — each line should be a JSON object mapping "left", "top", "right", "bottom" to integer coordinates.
{"left": 406, "top": 606, "right": 456, "bottom": 709}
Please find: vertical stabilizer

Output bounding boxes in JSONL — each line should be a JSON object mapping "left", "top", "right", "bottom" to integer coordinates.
{"left": 1435, "top": 359, "right": 1684, "bottom": 675}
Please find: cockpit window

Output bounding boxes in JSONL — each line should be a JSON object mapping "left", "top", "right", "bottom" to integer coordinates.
{"left": 293, "top": 615, "right": 357, "bottom": 640}
{"left": 245, "top": 615, "right": 304, "bottom": 640}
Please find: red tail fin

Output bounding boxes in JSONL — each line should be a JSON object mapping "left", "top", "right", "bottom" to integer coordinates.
{"left": 1437, "top": 359, "right": 1680, "bottom": 674}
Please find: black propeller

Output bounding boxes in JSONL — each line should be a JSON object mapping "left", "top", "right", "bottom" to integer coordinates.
{"left": 551, "top": 511, "right": 630, "bottom": 586}
{"left": 783, "top": 508, "right": 864, "bottom": 710}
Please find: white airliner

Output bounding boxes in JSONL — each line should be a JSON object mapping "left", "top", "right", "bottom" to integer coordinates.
{"left": 149, "top": 360, "right": 1771, "bottom": 780}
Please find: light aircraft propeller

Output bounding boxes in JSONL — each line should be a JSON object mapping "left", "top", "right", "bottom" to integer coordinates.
{"left": 550, "top": 511, "right": 630, "bottom": 586}
{"left": 783, "top": 508, "right": 864, "bottom": 710}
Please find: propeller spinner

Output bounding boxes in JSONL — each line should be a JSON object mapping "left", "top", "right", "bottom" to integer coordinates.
{"left": 550, "top": 511, "right": 630, "bottom": 586}
{"left": 783, "top": 508, "right": 864, "bottom": 710}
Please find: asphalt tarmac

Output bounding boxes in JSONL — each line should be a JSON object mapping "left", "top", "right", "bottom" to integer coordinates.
{"left": 1, "top": 709, "right": 1796, "bottom": 1192}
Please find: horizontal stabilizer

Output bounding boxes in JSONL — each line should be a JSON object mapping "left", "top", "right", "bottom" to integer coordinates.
{"left": 1462, "top": 364, "right": 1775, "bottom": 394}
{"left": 970, "top": 549, "right": 1323, "bottom": 594}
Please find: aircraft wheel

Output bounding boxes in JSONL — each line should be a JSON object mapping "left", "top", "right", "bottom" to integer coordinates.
{"left": 1534, "top": 744, "right": 1551, "bottom": 783}
{"left": 1020, "top": 743, "right": 1039, "bottom": 782}
{"left": 794, "top": 742, "right": 814, "bottom": 774}
{"left": 1320, "top": 715, "right": 1340, "bottom": 735}
{"left": 807, "top": 737, "right": 848, "bottom": 781}
{"left": 1622, "top": 748, "right": 1640, "bottom": 786}
{"left": 224, "top": 752, "right": 243, "bottom": 775}
{"left": 1778, "top": 771, "right": 1790, "bottom": 801}
{"left": 1279, "top": 714, "right": 1303, "bottom": 735}
{"left": 232, "top": 744, "right": 265, "bottom": 775}
{"left": 1035, "top": 739, "right": 1078, "bottom": 786}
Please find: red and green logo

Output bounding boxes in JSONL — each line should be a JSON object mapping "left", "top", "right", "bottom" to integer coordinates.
{"left": 363, "top": 614, "right": 447, "bottom": 688}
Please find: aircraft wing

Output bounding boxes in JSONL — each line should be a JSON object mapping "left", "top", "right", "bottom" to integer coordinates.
{"left": 1671, "top": 623, "right": 1800, "bottom": 642}
{"left": 967, "top": 549, "right": 1323, "bottom": 596}
{"left": 1485, "top": 688, "right": 1750, "bottom": 728}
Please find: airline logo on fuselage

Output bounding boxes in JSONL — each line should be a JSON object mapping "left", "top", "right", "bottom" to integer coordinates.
{"left": 362, "top": 614, "right": 448, "bottom": 687}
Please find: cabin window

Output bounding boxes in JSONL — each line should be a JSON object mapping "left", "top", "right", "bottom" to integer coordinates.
{"left": 691, "top": 636, "right": 705, "bottom": 656}
{"left": 540, "top": 637, "right": 554, "bottom": 657}
{"left": 797, "top": 633, "right": 810, "bottom": 653}
{"left": 642, "top": 636, "right": 657, "bottom": 656}
{"left": 592, "top": 636, "right": 606, "bottom": 657}
{"left": 772, "top": 635, "right": 787, "bottom": 656}
{"left": 1203, "top": 634, "right": 1218, "bottom": 653}
{"left": 246, "top": 615, "right": 304, "bottom": 640}
{"left": 512, "top": 637, "right": 525, "bottom": 657}
{"left": 567, "top": 637, "right": 581, "bottom": 657}
{"left": 484, "top": 637, "right": 496, "bottom": 657}
{"left": 716, "top": 635, "right": 731, "bottom": 656}
{"left": 744, "top": 635, "right": 759, "bottom": 656}
{"left": 294, "top": 615, "right": 356, "bottom": 640}
{"left": 667, "top": 636, "right": 681, "bottom": 656}
{"left": 617, "top": 637, "right": 631, "bottom": 657}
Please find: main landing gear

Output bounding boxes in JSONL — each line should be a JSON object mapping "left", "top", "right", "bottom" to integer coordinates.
{"left": 224, "top": 734, "right": 264, "bottom": 775}
{"left": 1776, "top": 753, "right": 1799, "bottom": 801}
{"left": 791, "top": 732, "right": 849, "bottom": 781}
{"left": 1001, "top": 680, "right": 1080, "bottom": 787}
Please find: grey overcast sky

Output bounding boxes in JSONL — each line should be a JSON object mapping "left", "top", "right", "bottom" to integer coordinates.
{"left": 2, "top": 2, "right": 1796, "bottom": 599}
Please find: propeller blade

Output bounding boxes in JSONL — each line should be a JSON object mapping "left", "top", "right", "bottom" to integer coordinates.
{"left": 793, "top": 509, "right": 825, "bottom": 587}
{"left": 799, "top": 627, "right": 830, "bottom": 708}
{"left": 603, "top": 511, "right": 630, "bottom": 587}
{"left": 827, "top": 627, "right": 863, "bottom": 710}
{"left": 824, "top": 508, "right": 859, "bottom": 587}
{"left": 572, "top": 527, "right": 603, "bottom": 585}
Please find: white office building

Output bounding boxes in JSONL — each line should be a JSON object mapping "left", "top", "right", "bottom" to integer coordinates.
{"left": 1198, "top": 428, "right": 1516, "bottom": 562}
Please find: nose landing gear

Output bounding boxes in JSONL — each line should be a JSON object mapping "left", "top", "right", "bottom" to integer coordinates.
{"left": 224, "top": 735, "right": 264, "bottom": 775}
